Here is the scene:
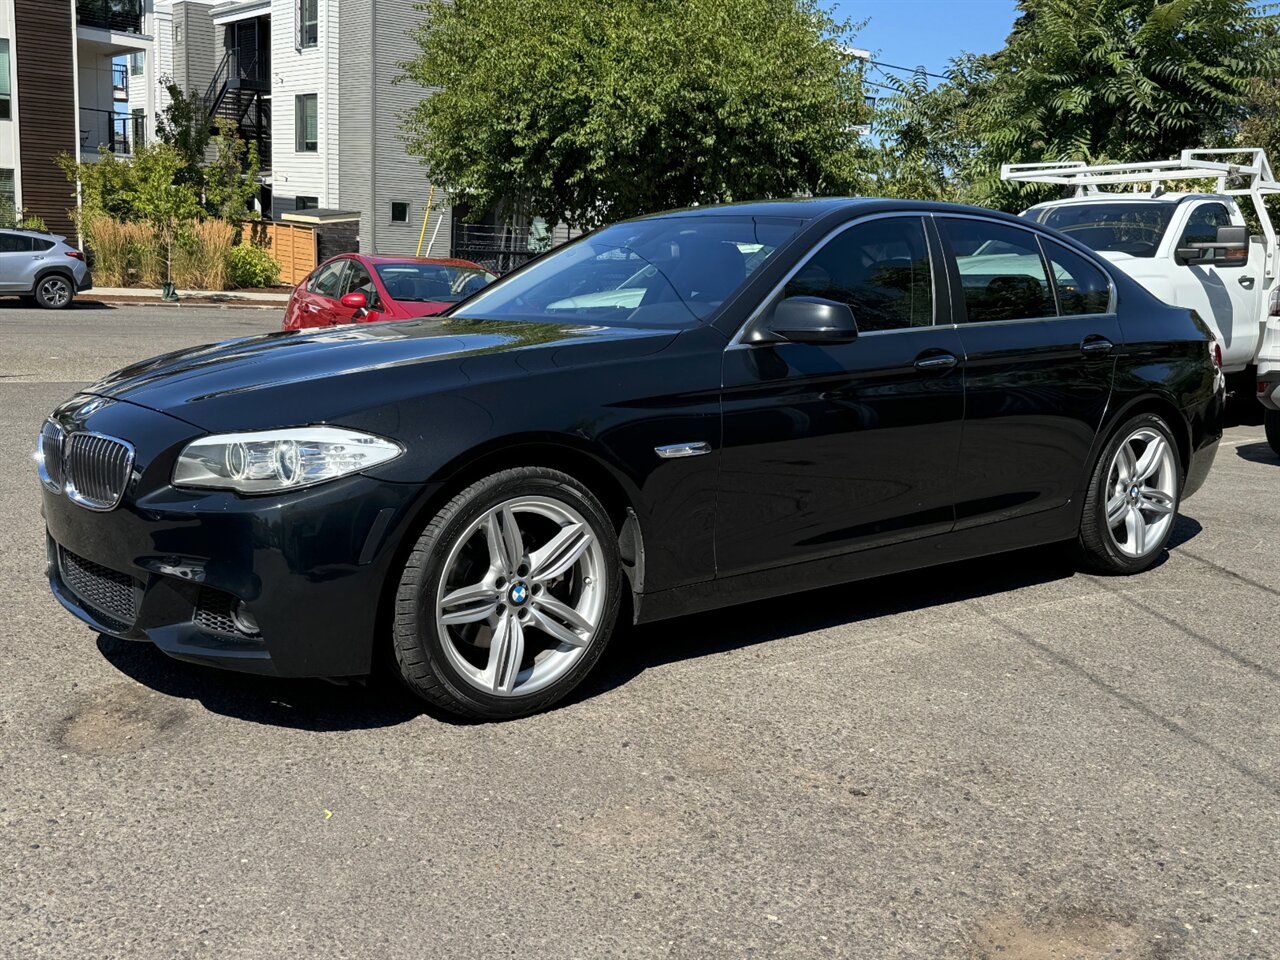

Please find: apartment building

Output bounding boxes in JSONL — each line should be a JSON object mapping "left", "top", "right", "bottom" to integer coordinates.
{"left": 149, "top": 0, "right": 455, "bottom": 256}
{"left": 0, "top": 0, "right": 157, "bottom": 239}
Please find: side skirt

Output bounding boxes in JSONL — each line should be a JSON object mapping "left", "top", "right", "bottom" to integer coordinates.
{"left": 634, "top": 505, "right": 1078, "bottom": 625}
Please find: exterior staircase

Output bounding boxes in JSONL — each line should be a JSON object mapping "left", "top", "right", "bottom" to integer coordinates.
{"left": 203, "top": 47, "right": 271, "bottom": 168}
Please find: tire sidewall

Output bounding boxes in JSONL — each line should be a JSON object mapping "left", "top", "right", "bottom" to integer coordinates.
{"left": 36, "top": 275, "right": 73, "bottom": 310}
{"left": 1083, "top": 413, "right": 1182, "bottom": 573}
{"left": 398, "top": 470, "right": 622, "bottom": 719}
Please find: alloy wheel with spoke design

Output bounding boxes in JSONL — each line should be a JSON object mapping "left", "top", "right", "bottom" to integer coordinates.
{"left": 1103, "top": 426, "right": 1177, "bottom": 559}
{"left": 434, "top": 494, "right": 608, "bottom": 698}
{"left": 38, "top": 276, "right": 73, "bottom": 309}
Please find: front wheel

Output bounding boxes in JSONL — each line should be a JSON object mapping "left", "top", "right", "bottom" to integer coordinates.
{"left": 1266, "top": 409, "right": 1280, "bottom": 458}
{"left": 392, "top": 467, "right": 622, "bottom": 720}
{"left": 1078, "top": 413, "right": 1182, "bottom": 574}
{"left": 34, "top": 275, "right": 74, "bottom": 310}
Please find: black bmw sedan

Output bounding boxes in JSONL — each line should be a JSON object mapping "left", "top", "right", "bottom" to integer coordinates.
{"left": 38, "top": 199, "right": 1223, "bottom": 720}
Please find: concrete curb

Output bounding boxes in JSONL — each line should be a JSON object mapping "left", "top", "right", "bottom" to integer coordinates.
{"left": 89, "top": 287, "right": 292, "bottom": 304}
{"left": 83, "top": 298, "right": 283, "bottom": 311}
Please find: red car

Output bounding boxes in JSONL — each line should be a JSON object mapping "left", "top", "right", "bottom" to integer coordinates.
{"left": 282, "top": 254, "right": 496, "bottom": 330}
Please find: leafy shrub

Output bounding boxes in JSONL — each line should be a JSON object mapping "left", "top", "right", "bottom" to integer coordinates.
{"left": 227, "top": 241, "right": 282, "bottom": 289}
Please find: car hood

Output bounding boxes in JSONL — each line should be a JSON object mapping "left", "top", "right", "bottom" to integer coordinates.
{"left": 87, "top": 316, "right": 679, "bottom": 431}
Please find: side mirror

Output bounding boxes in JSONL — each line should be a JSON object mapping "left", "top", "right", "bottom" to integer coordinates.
{"left": 1177, "top": 225, "right": 1249, "bottom": 265}
{"left": 757, "top": 296, "right": 858, "bottom": 345}
{"left": 340, "top": 291, "right": 367, "bottom": 310}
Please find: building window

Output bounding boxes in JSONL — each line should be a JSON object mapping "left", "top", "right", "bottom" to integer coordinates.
{"left": 0, "top": 40, "right": 11, "bottom": 121}
{"left": 296, "top": 196, "right": 319, "bottom": 211}
{"left": 130, "top": 51, "right": 144, "bottom": 76}
{"left": 297, "top": 0, "right": 319, "bottom": 49}
{"left": 391, "top": 201, "right": 410, "bottom": 224}
{"left": 295, "top": 94, "right": 318, "bottom": 152}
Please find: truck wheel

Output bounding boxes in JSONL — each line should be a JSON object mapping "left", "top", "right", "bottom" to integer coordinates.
{"left": 1266, "top": 409, "right": 1280, "bottom": 458}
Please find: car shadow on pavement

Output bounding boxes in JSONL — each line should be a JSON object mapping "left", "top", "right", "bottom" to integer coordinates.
{"left": 577, "top": 517, "right": 1203, "bottom": 706}
{"left": 94, "top": 518, "right": 1205, "bottom": 729}
{"left": 1235, "top": 441, "right": 1279, "bottom": 465}
{"left": 0, "top": 299, "right": 116, "bottom": 311}
{"left": 95, "top": 635, "right": 428, "bottom": 731}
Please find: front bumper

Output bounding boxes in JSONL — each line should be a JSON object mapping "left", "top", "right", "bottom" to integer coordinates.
{"left": 41, "top": 397, "right": 430, "bottom": 678}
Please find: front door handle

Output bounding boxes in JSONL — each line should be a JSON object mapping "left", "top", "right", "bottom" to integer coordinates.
{"left": 914, "top": 353, "right": 958, "bottom": 371}
{"left": 1080, "top": 335, "right": 1114, "bottom": 356}
{"left": 1240, "top": 276, "right": 1256, "bottom": 289}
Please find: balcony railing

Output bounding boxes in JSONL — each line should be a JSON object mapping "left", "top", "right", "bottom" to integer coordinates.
{"left": 77, "top": 0, "right": 143, "bottom": 34}
{"left": 80, "top": 107, "right": 145, "bottom": 156}
{"left": 112, "top": 62, "right": 129, "bottom": 99}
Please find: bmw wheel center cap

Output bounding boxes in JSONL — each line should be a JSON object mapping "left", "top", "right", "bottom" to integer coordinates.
{"left": 509, "top": 582, "right": 529, "bottom": 605}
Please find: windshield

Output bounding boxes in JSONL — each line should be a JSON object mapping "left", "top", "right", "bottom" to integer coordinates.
{"left": 1030, "top": 203, "right": 1175, "bottom": 258}
{"left": 450, "top": 215, "right": 803, "bottom": 328}
{"left": 376, "top": 263, "right": 497, "bottom": 303}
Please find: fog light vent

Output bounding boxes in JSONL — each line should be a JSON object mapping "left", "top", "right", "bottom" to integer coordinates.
{"left": 194, "top": 588, "right": 261, "bottom": 638}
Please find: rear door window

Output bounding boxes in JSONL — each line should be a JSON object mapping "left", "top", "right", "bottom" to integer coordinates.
{"left": 0, "top": 234, "right": 32, "bottom": 253}
{"left": 1041, "top": 241, "right": 1112, "bottom": 315}
{"left": 939, "top": 219, "right": 1056, "bottom": 323}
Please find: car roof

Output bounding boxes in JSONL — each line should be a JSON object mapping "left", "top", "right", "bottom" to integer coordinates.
{"left": 627, "top": 197, "right": 1050, "bottom": 225}
{"left": 0, "top": 227, "right": 61, "bottom": 239}
{"left": 357, "top": 254, "right": 487, "bottom": 269}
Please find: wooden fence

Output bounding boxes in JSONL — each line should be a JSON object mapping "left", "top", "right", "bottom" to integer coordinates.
{"left": 243, "top": 221, "right": 318, "bottom": 286}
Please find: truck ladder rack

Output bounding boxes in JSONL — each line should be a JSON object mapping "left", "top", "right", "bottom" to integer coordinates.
{"left": 1002, "top": 149, "right": 1280, "bottom": 279}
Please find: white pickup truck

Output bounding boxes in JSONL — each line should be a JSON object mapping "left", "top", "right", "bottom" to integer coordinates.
{"left": 1003, "top": 149, "right": 1280, "bottom": 453}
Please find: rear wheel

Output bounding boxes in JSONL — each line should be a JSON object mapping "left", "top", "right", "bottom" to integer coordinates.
{"left": 392, "top": 467, "right": 622, "bottom": 720}
{"left": 1078, "top": 413, "right": 1181, "bottom": 574}
{"left": 34, "top": 275, "right": 74, "bottom": 310}
{"left": 1266, "top": 409, "right": 1280, "bottom": 458}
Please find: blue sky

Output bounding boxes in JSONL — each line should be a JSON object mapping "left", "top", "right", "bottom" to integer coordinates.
{"left": 833, "top": 0, "right": 1019, "bottom": 80}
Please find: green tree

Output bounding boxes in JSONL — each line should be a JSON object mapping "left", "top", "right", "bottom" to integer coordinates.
{"left": 867, "top": 60, "right": 982, "bottom": 202}
{"left": 401, "top": 0, "right": 869, "bottom": 230}
{"left": 125, "top": 143, "right": 203, "bottom": 283}
{"left": 204, "top": 118, "right": 261, "bottom": 227}
{"left": 155, "top": 82, "right": 212, "bottom": 185}
{"left": 57, "top": 148, "right": 137, "bottom": 222}
{"left": 951, "top": 0, "right": 1280, "bottom": 210}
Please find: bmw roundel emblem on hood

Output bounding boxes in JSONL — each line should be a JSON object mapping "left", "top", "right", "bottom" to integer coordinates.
{"left": 74, "top": 396, "right": 115, "bottom": 420}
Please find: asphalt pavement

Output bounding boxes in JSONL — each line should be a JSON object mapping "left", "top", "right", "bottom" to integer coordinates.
{"left": 2, "top": 303, "right": 1278, "bottom": 959}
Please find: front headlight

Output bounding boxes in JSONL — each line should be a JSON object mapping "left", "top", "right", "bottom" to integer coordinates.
{"left": 173, "top": 427, "right": 403, "bottom": 494}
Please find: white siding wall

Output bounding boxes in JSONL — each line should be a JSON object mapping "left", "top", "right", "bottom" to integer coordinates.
{"left": 372, "top": 0, "right": 443, "bottom": 255}
{"left": 338, "top": 0, "right": 449, "bottom": 255}
{"left": 153, "top": 4, "right": 173, "bottom": 119}
{"left": 0, "top": 0, "right": 20, "bottom": 204}
{"left": 270, "top": 0, "right": 336, "bottom": 215}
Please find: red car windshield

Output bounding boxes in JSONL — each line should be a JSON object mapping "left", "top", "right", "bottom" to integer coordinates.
{"left": 375, "top": 263, "right": 496, "bottom": 303}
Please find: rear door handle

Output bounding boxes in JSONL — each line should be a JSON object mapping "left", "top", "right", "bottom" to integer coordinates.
{"left": 914, "top": 353, "right": 958, "bottom": 371}
{"left": 1080, "top": 335, "right": 1114, "bottom": 356}
{"left": 1240, "top": 276, "right": 1256, "bottom": 289}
